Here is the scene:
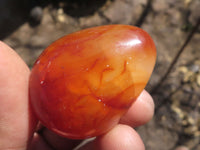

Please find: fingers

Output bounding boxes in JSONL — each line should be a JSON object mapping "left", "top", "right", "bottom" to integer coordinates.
{"left": 0, "top": 41, "right": 37, "bottom": 150}
{"left": 77, "top": 90, "right": 153, "bottom": 150}
{"left": 120, "top": 90, "right": 154, "bottom": 127}
{"left": 78, "top": 124, "right": 145, "bottom": 150}
{"left": 32, "top": 90, "right": 153, "bottom": 150}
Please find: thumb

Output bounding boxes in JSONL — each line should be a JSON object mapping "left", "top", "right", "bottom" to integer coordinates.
{"left": 0, "top": 41, "right": 37, "bottom": 150}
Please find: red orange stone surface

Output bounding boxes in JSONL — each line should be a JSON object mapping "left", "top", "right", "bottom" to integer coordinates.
{"left": 29, "top": 25, "right": 156, "bottom": 139}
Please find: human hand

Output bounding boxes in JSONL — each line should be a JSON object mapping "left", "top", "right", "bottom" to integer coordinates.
{"left": 0, "top": 41, "right": 154, "bottom": 150}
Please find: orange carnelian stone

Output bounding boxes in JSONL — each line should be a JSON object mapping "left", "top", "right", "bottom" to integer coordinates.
{"left": 29, "top": 25, "right": 156, "bottom": 139}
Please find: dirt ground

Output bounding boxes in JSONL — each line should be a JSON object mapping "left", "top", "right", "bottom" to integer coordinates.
{"left": 0, "top": 0, "right": 200, "bottom": 150}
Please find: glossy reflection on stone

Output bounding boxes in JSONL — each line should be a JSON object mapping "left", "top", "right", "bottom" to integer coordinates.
{"left": 29, "top": 25, "right": 157, "bottom": 139}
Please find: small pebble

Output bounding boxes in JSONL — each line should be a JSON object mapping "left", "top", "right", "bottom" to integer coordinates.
{"left": 30, "top": 6, "right": 43, "bottom": 25}
{"left": 175, "top": 146, "right": 189, "bottom": 150}
{"left": 188, "top": 64, "right": 199, "bottom": 73}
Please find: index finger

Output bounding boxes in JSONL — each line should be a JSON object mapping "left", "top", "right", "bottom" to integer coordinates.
{"left": 120, "top": 90, "right": 154, "bottom": 127}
